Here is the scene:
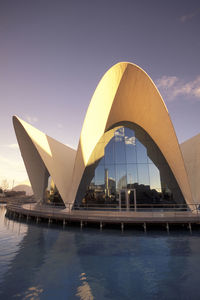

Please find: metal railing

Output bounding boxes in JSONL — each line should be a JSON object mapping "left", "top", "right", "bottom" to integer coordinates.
{"left": 6, "top": 199, "right": 200, "bottom": 219}
{"left": 72, "top": 203, "right": 197, "bottom": 212}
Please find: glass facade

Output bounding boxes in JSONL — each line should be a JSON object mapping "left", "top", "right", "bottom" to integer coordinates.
{"left": 45, "top": 176, "right": 64, "bottom": 206}
{"left": 76, "top": 124, "right": 186, "bottom": 209}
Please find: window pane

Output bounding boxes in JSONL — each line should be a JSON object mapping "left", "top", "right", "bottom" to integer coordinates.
{"left": 105, "top": 164, "right": 116, "bottom": 182}
{"left": 136, "top": 140, "right": 148, "bottom": 163}
{"left": 115, "top": 127, "right": 125, "bottom": 137}
{"left": 125, "top": 128, "right": 137, "bottom": 163}
{"left": 82, "top": 125, "right": 186, "bottom": 207}
{"left": 98, "top": 156, "right": 105, "bottom": 165}
{"left": 116, "top": 164, "right": 127, "bottom": 190}
{"left": 124, "top": 127, "right": 135, "bottom": 137}
{"left": 115, "top": 131, "right": 126, "bottom": 164}
{"left": 105, "top": 139, "right": 115, "bottom": 164}
{"left": 137, "top": 164, "right": 150, "bottom": 186}
{"left": 127, "top": 164, "right": 138, "bottom": 187}
{"left": 149, "top": 164, "right": 161, "bottom": 190}
{"left": 105, "top": 164, "right": 116, "bottom": 195}
{"left": 88, "top": 176, "right": 95, "bottom": 190}
{"left": 95, "top": 165, "right": 105, "bottom": 187}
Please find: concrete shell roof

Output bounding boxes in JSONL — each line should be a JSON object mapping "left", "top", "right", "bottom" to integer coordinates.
{"left": 13, "top": 62, "right": 194, "bottom": 208}
{"left": 13, "top": 116, "right": 76, "bottom": 204}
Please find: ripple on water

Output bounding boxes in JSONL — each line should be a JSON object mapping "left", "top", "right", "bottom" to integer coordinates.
{"left": 1, "top": 204, "right": 200, "bottom": 299}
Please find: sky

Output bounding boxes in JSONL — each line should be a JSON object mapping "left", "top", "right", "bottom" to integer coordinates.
{"left": 0, "top": 0, "right": 200, "bottom": 186}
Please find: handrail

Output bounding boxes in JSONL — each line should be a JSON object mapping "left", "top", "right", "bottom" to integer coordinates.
{"left": 6, "top": 200, "right": 200, "bottom": 213}
{"left": 5, "top": 200, "right": 200, "bottom": 225}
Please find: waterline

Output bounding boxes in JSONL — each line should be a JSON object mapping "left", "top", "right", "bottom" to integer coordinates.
{"left": 1, "top": 204, "right": 200, "bottom": 299}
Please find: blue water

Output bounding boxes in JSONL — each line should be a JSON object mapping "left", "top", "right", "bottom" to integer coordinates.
{"left": 1, "top": 204, "right": 200, "bottom": 299}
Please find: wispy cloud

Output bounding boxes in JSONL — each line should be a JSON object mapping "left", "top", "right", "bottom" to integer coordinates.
{"left": 0, "top": 154, "right": 27, "bottom": 183}
{"left": 0, "top": 155, "right": 23, "bottom": 168}
{"left": 180, "top": 11, "right": 197, "bottom": 23}
{"left": 156, "top": 75, "right": 200, "bottom": 102}
{"left": 156, "top": 76, "right": 178, "bottom": 89}
{"left": 25, "top": 115, "right": 38, "bottom": 124}
{"left": 125, "top": 136, "right": 136, "bottom": 146}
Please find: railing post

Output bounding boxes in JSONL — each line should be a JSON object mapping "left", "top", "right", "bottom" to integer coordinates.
{"left": 188, "top": 223, "right": 192, "bottom": 233}
{"left": 100, "top": 222, "right": 103, "bottom": 230}
{"left": 133, "top": 188, "right": 137, "bottom": 212}
{"left": 143, "top": 222, "right": 147, "bottom": 232}
{"left": 166, "top": 223, "right": 169, "bottom": 233}
{"left": 121, "top": 222, "right": 124, "bottom": 231}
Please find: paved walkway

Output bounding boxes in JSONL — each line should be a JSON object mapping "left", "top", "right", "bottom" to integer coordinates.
{"left": 6, "top": 202, "right": 200, "bottom": 224}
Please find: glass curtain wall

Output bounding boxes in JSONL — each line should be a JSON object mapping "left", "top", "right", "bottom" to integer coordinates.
{"left": 78, "top": 124, "right": 186, "bottom": 210}
{"left": 45, "top": 176, "right": 64, "bottom": 206}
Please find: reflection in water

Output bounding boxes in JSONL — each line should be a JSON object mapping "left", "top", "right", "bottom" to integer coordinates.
{"left": 1, "top": 204, "right": 200, "bottom": 299}
{"left": 0, "top": 205, "right": 27, "bottom": 285}
{"left": 15, "top": 286, "right": 43, "bottom": 299}
{"left": 76, "top": 273, "right": 94, "bottom": 300}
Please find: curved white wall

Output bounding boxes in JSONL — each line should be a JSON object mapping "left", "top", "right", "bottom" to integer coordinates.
{"left": 13, "top": 62, "right": 194, "bottom": 209}
{"left": 69, "top": 62, "right": 194, "bottom": 208}
{"left": 13, "top": 116, "right": 76, "bottom": 205}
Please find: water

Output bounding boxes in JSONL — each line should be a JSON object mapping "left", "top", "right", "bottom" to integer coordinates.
{"left": 1, "top": 204, "right": 200, "bottom": 299}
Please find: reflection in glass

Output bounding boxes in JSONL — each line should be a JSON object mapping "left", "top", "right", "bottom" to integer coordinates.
{"left": 149, "top": 164, "right": 161, "bottom": 190}
{"left": 127, "top": 164, "right": 138, "bottom": 186}
{"left": 115, "top": 129, "right": 126, "bottom": 164}
{"left": 136, "top": 140, "right": 148, "bottom": 163}
{"left": 98, "top": 156, "right": 105, "bottom": 165}
{"left": 137, "top": 164, "right": 150, "bottom": 186}
{"left": 125, "top": 127, "right": 137, "bottom": 164}
{"left": 105, "top": 139, "right": 115, "bottom": 164}
{"left": 79, "top": 124, "right": 186, "bottom": 209}
{"left": 105, "top": 164, "right": 116, "bottom": 198}
{"left": 105, "top": 164, "right": 116, "bottom": 184}
{"left": 45, "top": 176, "right": 64, "bottom": 206}
{"left": 116, "top": 164, "right": 127, "bottom": 190}
{"left": 95, "top": 166, "right": 105, "bottom": 187}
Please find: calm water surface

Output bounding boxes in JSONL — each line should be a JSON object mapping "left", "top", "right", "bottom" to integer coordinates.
{"left": 1, "top": 204, "right": 200, "bottom": 300}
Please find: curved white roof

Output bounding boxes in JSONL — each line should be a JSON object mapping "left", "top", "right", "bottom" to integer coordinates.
{"left": 13, "top": 62, "right": 194, "bottom": 208}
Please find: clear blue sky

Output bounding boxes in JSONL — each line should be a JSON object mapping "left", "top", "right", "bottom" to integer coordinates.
{"left": 0, "top": 0, "right": 200, "bottom": 185}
